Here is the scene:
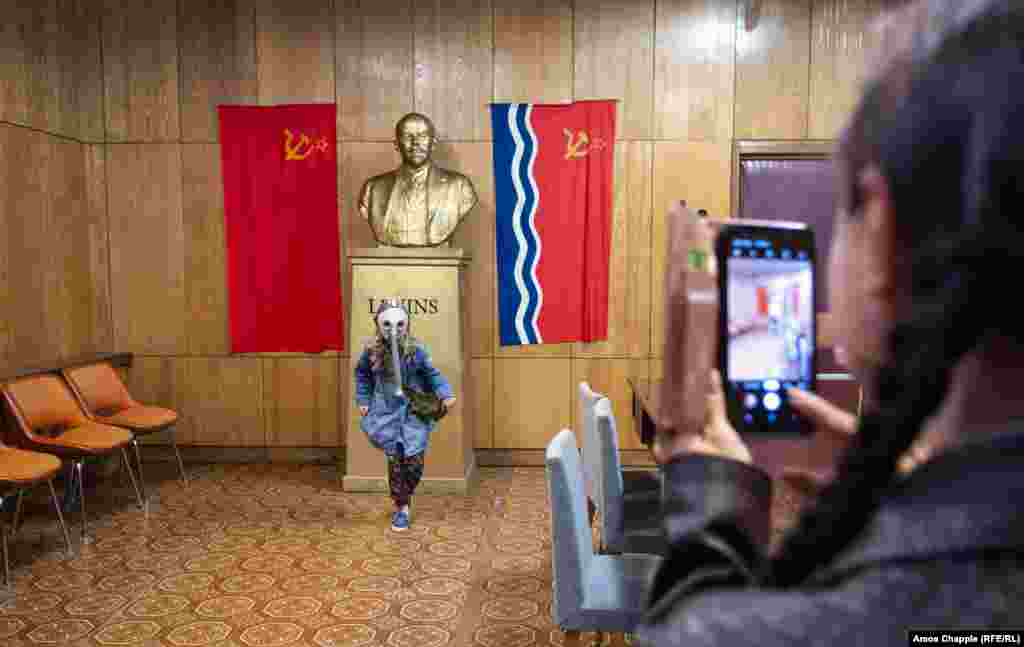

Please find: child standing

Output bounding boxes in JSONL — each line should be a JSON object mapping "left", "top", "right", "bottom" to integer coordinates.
{"left": 355, "top": 299, "right": 455, "bottom": 531}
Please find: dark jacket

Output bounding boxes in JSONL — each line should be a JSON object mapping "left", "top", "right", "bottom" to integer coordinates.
{"left": 637, "top": 429, "right": 1024, "bottom": 646}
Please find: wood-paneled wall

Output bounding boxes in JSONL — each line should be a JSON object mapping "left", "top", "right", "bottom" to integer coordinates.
{"left": 1, "top": 0, "right": 884, "bottom": 455}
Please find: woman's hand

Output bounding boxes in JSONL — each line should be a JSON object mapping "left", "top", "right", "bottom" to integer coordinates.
{"left": 443, "top": 397, "right": 456, "bottom": 412}
{"left": 653, "top": 370, "right": 752, "bottom": 465}
{"left": 359, "top": 405, "right": 369, "bottom": 416}
{"left": 780, "top": 387, "right": 858, "bottom": 496}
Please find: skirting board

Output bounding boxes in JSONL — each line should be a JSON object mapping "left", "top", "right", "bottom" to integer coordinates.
{"left": 137, "top": 445, "right": 339, "bottom": 465}
{"left": 475, "top": 448, "right": 657, "bottom": 468}
{"left": 129, "top": 446, "right": 655, "bottom": 469}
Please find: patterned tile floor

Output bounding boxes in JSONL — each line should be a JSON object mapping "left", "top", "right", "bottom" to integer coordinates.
{"left": 0, "top": 463, "right": 806, "bottom": 647}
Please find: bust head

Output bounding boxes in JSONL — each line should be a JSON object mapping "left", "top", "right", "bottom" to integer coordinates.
{"left": 394, "top": 113, "right": 436, "bottom": 170}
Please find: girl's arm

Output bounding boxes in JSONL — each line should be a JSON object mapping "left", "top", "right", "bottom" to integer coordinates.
{"left": 354, "top": 350, "right": 374, "bottom": 407}
{"left": 418, "top": 347, "right": 454, "bottom": 401}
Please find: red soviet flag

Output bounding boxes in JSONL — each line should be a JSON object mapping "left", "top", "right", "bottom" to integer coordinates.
{"left": 218, "top": 104, "right": 343, "bottom": 353}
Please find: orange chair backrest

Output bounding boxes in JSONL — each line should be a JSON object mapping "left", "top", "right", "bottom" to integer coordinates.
{"left": 2, "top": 375, "right": 89, "bottom": 435}
{"left": 62, "top": 363, "right": 134, "bottom": 415}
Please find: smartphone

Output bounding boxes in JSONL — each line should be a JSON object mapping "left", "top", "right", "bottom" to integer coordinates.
{"left": 716, "top": 221, "right": 816, "bottom": 435}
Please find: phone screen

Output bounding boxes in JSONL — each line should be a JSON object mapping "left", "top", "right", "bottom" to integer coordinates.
{"left": 718, "top": 223, "right": 816, "bottom": 434}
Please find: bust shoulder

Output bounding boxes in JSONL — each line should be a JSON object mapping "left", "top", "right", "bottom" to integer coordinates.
{"left": 431, "top": 165, "right": 469, "bottom": 184}
{"left": 363, "top": 169, "right": 400, "bottom": 189}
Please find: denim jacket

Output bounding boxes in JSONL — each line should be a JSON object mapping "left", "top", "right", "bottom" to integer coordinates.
{"left": 354, "top": 344, "right": 453, "bottom": 458}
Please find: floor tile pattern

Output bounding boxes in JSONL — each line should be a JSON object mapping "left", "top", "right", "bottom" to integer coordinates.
{"left": 0, "top": 463, "right": 806, "bottom": 646}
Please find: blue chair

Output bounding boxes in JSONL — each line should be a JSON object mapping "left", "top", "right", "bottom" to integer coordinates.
{"left": 594, "top": 398, "right": 667, "bottom": 555}
{"left": 579, "top": 383, "right": 659, "bottom": 499}
{"left": 546, "top": 429, "right": 662, "bottom": 646}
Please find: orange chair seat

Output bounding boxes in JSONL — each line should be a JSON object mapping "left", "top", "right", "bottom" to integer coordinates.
{"left": 0, "top": 447, "right": 62, "bottom": 484}
{"left": 97, "top": 406, "right": 177, "bottom": 432}
{"left": 32, "top": 423, "right": 133, "bottom": 454}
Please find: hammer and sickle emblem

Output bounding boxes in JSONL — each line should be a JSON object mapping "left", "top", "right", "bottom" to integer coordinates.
{"left": 564, "top": 129, "right": 591, "bottom": 160}
{"left": 284, "top": 129, "right": 315, "bottom": 161}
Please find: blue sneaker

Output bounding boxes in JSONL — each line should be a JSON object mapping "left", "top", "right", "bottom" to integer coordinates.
{"left": 391, "top": 510, "right": 409, "bottom": 532}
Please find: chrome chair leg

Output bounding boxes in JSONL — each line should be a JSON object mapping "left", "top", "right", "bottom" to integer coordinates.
{"left": 1, "top": 516, "right": 8, "bottom": 591}
{"left": 0, "top": 495, "right": 7, "bottom": 591}
{"left": 74, "top": 461, "right": 91, "bottom": 545}
{"left": 12, "top": 490, "right": 24, "bottom": 536}
{"left": 47, "top": 480, "right": 73, "bottom": 557}
{"left": 130, "top": 439, "right": 148, "bottom": 507}
{"left": 120, "top": 447, "right": 146, "bottom": 514}
{"left": 170, "top": 428, "right": 188, "bottom": 487}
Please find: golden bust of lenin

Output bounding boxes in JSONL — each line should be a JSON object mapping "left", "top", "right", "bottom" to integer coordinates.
{"left": 359, "top": 113, "right": 478, "bottom": 248}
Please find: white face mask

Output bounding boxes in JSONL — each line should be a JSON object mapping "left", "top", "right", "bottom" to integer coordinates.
{"left": 377, "top": 307, "right": 409, "bottom": 340}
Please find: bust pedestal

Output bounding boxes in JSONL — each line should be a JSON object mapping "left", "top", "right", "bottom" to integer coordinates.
{"left": 342, "top": 248, "right": 477, "bottom": 494}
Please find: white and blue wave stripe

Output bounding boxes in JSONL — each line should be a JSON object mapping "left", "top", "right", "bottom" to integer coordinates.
{"left": 491, "top": 104, "right": 543, "bottom": 346}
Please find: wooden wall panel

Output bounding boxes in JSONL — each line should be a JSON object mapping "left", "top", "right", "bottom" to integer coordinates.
{"left": 23, "top": 2, "right": 61, "bottom": 134}
{"left": 257, "top": 0, "right": 335, "bottom": 105}
{"left": 181, "top": 144, "right": 230, "bottom": 354}
{"left": 263, "top": 357, "right": 341, "bottom": 447}
{"left": 102, "top": 0, "right": 180, "bottom": 142}
{"left": 179, "top": 0, "right": 258, "bottom": 142}
{"left": 50, "top": 141, "right": 111, "bottom": 358}
{"left": 84, "top": 144, "right": 114, "bottom": 351}
{"left": 572, "top": 358, "right": 649, "bottom": 451}
{"left": 56, "top": 0, "right": 104, "bottom": 141}
{"left": 493, "top": 358, "right": 572, "bottom": 449}
{"left": 23, "top": 2, "right": 64, "bottom": 134}
{"left": 0, "top": 5, "right": 31, "bottom": 127}
{"left": 414, "top": 0, "right": 493, "bottom": 141}
{"left": 3, "top": 129, "right": 54, "bottom": 367}
{"left": 576, "top": 141, "right": 653, "bottom": 359}
{"left": 107, "top": 144, "right": 186, "bottom": 355}
{"left": 574, "top": 0, "right": 654, "bottom": 140}
{"left": 336, "top": 0, "right": 414, "bottom": 140}
{"left": 177, "top": 357, "right": 263, "bottom": 446}
{"left": 494, "top": 0, "right": 573, "bottom": 103}
{"left": 437, "top": 143, "right": 494, "bottom": 359}
{"left": 809, "top": 0, "right": 883, "bottom": 139}
{"left": 651, "top": 141, "right": 731, "bottom": 360}
{"left": 0, "top": 128, "right": 10, "bottom": 370}
{"left": 468, "top": 358, "right": 494, "bottom": 449}
{"left": 72, "top": 0, "right": 105, "bottom": 141}
{"left": 735, "top": 0, "right": 812, "bottom": 139}
{"left": 41, "top": 140, "right": 71, "bottom": 359}
{"left": 654, "top": 0, "right": 736, "bottom": 141}
{"left": 650, "top": 357, "right": 664, "bottom": 381}
{"left": 1, "top": 1, "right": 102, "bottom": 139}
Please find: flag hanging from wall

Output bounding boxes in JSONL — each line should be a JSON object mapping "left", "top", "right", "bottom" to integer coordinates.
{"left": 490, "top": 100, "right": 615, "bottom": 346}
{"left": 218, "top": 104, "right": 343, "bottom": 353}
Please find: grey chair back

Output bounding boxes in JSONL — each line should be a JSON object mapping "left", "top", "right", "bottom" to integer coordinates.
{"left": 594, "top": 397, "right": 626, "bottom": 552}
{"left": 545, "top": 428, "right": 594, "bottom": 626}
{"left": 577, "top": 382, "right": 603, "bottom": 515}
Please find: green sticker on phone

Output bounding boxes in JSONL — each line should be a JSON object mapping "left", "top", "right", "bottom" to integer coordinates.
{"left": 688, "top": 249, "right": 708, "bottom": 271}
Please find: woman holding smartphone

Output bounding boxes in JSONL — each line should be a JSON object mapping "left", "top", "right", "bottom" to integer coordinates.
{"left": 638, "top": 0, "right": 1024, "bottom": 642}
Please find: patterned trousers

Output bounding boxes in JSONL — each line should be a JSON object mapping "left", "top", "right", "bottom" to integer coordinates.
{"left": 387, "top": 451, "right": 425, "bottom": 508}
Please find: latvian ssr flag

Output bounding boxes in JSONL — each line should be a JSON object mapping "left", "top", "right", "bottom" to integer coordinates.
{"left": 490, "top": 101, "right": 615, "bottom": 346}
{"left": 218, "top": 104, "right": 344, "bottom": 353}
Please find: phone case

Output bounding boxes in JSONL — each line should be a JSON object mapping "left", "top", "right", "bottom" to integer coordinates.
{"left": 657, "top": 201, "right": 719, "bottom": 437}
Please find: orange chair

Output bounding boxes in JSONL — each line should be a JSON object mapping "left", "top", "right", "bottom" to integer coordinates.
{"left": 0, "top": 375, "right": 144, "bottom": 545}
{"left": 61, "top": 362, "right": 187, "bottom": 507}
{"left": 0, "top": 444, "right": 73, "bottom": 585}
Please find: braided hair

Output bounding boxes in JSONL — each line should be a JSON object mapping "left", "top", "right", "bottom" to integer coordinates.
{"left": 766, "top": 0, "right": 1024, "bottom": 586}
